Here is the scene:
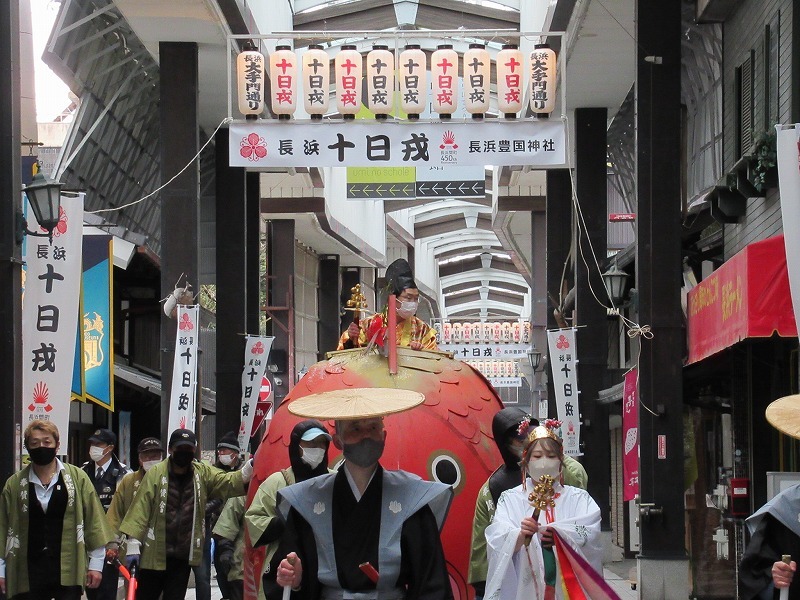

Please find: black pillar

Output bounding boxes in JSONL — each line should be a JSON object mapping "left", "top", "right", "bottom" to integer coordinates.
{"left": 636, "top": 0, "right": 687, "bottom": 589}
{"left": 318, "top": 255, "right": 341, "bottom": 358}
{"left": 159, "top": 42, "right": 199, "bottom": 441}
{"left": 215, "top": 127, "right": 248, "bottom": 443}
{"left": 545, "top": 169, "right": 572, "bottom": 413}
{"left": 246, "top": 171, "right": 261, "bottom": 336}
{"left": 530, "top": 208, "right": 547, "bottom": 415}
{"left": 267, "top": 220, "right": 294, "bottom": 407}
{"left": 0, "top": 0, "right": 22, "bottom": 481}
{"left": 574, "top": 107, "right": 611, "bottom": 527}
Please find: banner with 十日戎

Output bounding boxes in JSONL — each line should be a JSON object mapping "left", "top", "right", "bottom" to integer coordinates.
{"left": 229, "top": 120, "right": 567, "bottom": 168}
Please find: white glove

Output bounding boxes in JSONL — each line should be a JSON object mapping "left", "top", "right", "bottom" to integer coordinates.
{"left": 126, "top": 538, "right": 141, "bottom": 555}
{"left": 241, "top": 458, "right": 254, "bottom": 483}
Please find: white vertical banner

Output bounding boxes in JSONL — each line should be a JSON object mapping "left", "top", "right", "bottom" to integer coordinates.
{"left": 546, "top": 328, "right": 582, "bottom": 456}
{"left": 775, "top": 124, "right": 800, "bottom": 330}
{"left": 167, "top": 305, "right": 200, "bottom": 434}
{"left": 237, "top": 336, "right": 275, "bottom": 452}
{"left": 22, "top": 193, "right": 84, "bottom": 455}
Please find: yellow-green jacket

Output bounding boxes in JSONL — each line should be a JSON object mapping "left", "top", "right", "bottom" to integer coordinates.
{"left": 0, "top": 462, "right": 114, "bottom": 598}
{"left": 119, "top": 459, "right": 245, "bottom": 570}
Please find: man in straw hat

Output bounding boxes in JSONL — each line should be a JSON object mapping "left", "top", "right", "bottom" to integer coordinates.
{"left": 740, "top": 394, "right": 800, "bottom": 599}
{"left": 264, "top": 388, "right": 453, "bottom": 600}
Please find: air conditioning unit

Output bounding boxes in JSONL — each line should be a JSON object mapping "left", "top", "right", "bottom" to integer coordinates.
{"left": 696, "top": 0, "right": 740, "bottom": 23}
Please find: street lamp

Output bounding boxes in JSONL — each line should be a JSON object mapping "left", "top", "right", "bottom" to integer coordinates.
{"left": 19, "top": 171, "right": 63, "bottom": 243}
{"left": 527, "top": 346, "right": 542, "bottom": 372}
{"left": 601, "top": 263, "right": 630, "bottom": 306}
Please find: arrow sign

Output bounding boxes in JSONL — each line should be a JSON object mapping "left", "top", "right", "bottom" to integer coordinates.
{"left": 416, "top": 179, "right": 485, "bottom": 198}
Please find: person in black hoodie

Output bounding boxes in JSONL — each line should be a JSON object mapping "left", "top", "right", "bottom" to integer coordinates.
{"left": 244, "top": 420, "right": 332, "bottom": 600}
{"left": 467, "top": 407, "right": 588, "bottom": 599}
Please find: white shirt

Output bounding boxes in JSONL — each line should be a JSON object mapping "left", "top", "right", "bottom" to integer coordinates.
{"left": 0, "top": 459, "right": 105, "bottom": 578}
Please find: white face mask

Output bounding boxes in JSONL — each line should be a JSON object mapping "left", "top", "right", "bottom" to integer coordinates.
{"left": 142, "top": 459, "right": 160, "bottom": 472}
{"left": 397, "top": 300, "right": 418, "bottom": 319}
{"left": 527, "top": 457, "right": 562, "bottom": 481}
{"left": 301, "top": 447, "right": 326, "bottom": 469}
{"left": 218, "top": 454, "right": 236, "bottom": 466}
{"left": 89, "top": 445, "right": 108, "bottom": 463}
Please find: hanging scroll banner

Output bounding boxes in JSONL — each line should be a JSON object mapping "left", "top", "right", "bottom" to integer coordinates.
{"left": 167, "top": 305, "right": 200, "bottom": 434}
{"left": 22, "top": 193, "right": 84, "bottom": 455}
{"left": 622, "top": 368, "right": 640, "bottom": 501}
{"left": 229, "top": 120, "right": 567, "bottom": 168}
{"left": 546, "top": 328, "right": 582, "bottom": 456}
{"left": 237, "top": 336, "right": 275, "bottom": 452}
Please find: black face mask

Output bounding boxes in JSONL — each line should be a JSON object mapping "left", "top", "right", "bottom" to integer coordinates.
{"left": 171, "top": 450, "right": 195, "bottom": 467}
{"left": 343, "top": 439, "right": 385, "bottom": 468}
{"left": 29, "top": 446, "right": 57, "bottom": 466}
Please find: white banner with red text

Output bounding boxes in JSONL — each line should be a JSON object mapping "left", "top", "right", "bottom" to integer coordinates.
{"left": 228, "top": 120, "right": 567, "bottom": 168}
{"left": 546, "top": 328, "right": 582, "bottom": 456}
{"left": 22, "top": 193, "right": 84, "bottom": 455}
{"left": 775, "top": 124, "right": 800, "bottom": 331}
{"left": 237, "top": 336, "right": 274, "bottom": 452}
{"left": 167, "top": 305, "right": 200, "bottom": 434}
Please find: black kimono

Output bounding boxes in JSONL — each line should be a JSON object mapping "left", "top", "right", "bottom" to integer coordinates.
{"left": 264, "top": 466, "right": 452, "bottom": 600}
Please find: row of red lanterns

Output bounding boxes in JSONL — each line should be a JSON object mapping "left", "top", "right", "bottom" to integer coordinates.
{"left": 236, "top": 42, "right": 557, "bottom": 120}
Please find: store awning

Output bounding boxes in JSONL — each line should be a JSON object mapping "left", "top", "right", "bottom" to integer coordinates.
{"left": 687, "top": 235, "right": 798, "bottom": 364}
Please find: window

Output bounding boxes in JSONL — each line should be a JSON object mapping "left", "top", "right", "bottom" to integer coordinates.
{"left": 735, "top": 51, "right": 754, "bottom": 157}
{"left": 765, "top": 13, "right": 780, "bottom": 130}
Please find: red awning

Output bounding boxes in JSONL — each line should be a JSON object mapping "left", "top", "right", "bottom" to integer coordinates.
{"left": 687, "top": 234, "right": 798, "bottom": 364}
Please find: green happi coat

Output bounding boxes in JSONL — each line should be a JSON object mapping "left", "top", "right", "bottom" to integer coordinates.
{"left": 212, "top": 496, "right": 246, "bottom": 582}
{"left": 118, "top": 459, "right": 246, "bottom": 570}
{"left": 107, "top": 467, "right": 148, "bottom": 554}
{"left": 0, "top": 462, "right": 114, "bottom": 599}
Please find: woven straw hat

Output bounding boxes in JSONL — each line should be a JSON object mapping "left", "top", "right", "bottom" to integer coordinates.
{"left": 766, "top": 394, "right": 800, "bottom": 439}
{"left": 288, "top": 388, "right": 424, "bottom": 420}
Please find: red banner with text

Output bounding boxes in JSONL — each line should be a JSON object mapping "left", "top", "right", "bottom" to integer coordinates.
{"left": 622, "top": 368, "right": 639, "bottom": 502}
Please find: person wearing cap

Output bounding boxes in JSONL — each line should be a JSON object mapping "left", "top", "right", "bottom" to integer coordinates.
{"left": 484, "top": 419, "right": 604, "bottom": 600}
{"left": 267, "top": 392, "right": 453, "bottom": 600}
{"left": 337, "top": 259, "right": 437, "bottom": 351}
{"left": 244, "top": 420, "right": 333, "bottom": 600}
{"left": 82, "top": 428, "right": 131, "bottom": 512}
{"left": 0, "top": 419, "right": 114, "bottom": 600}
{"left": 467, "top": 408, "right": 587, "bottom": 599}
{"left": 106, "top": 437, "right": 166, "bottom": 571}
{"left": 117, "top": 428, "right": 254, "bottom": 600}
{"left": 81, "top": 428, "right": 131, "bottom": 600}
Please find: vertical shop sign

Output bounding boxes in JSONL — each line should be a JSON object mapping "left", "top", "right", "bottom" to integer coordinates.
{"left": 237, "top": 336, "right": 274, "bottom": 452}
{"left": 22, "top": 193, "right": 84, "bottom": 454}
{"left": 622, "top": 368, "right": 639, "bottom": 501}
{"left": 546, "top": 328, "right": 582, "bottom": 456}
{"left": 167, "top": 305, "right": 200, "bottom": 434}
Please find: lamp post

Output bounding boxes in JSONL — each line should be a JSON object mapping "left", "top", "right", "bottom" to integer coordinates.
{"left": 601, "top": 264, "right": 629, "bottom": 307}
{"left": 20, "top": 171, "right": 64, "bottom": 243}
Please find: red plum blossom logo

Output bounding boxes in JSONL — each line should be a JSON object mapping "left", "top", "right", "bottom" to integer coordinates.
{"left": 240, "top": 133, "right": 267, "bottom": 162}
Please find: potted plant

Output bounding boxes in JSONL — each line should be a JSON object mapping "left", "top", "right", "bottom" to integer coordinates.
{"left": 748, "top": 129, "right": 778, "bottom": 192}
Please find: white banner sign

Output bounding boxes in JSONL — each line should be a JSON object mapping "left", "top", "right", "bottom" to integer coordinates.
{"left": 488, "top": 377, "right": 523, "bottom": 388}
{"left": 237, "top": 336, "right": 275, "bottom": 452}
{"left": 229, "top": 120, "right": 567, "bottom": 168}
{"left": 776, "top": 124, "right": 800, "bottom": 332}
{"left": 442, "top": 343, "right": 532, "bottom": 359}
{"left": 167, "top": 305, "right": 200, "bottom": 434}
{"left": 22, "top": 193, "right": 84, "bottom": 455}
{"left": 546, "top": 328, "right": 582, "bottom": 456}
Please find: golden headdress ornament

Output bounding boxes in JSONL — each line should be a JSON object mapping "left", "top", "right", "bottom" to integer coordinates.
{"left": 519, "top": 418, "right": 563, "bottom": 447}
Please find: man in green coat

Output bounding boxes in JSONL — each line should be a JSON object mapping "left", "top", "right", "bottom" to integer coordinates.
{"left": 467, "top": 408, "right": 588, "bottom": 599}
{"left": 106, "top": 437, "right": 165, "bottom": 566}
{"left": 0, "top": 419, "right": 114, "bottom": 600}
{"left": 213, "top": 496, "right": 247, "bottom": 600}
{"left": 118, "top": 428, "right": 253, "bottom": 600}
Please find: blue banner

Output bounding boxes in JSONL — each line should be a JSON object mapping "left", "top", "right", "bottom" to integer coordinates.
{"left": 71, "top": 235, "right": 114, "bottom": 410}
